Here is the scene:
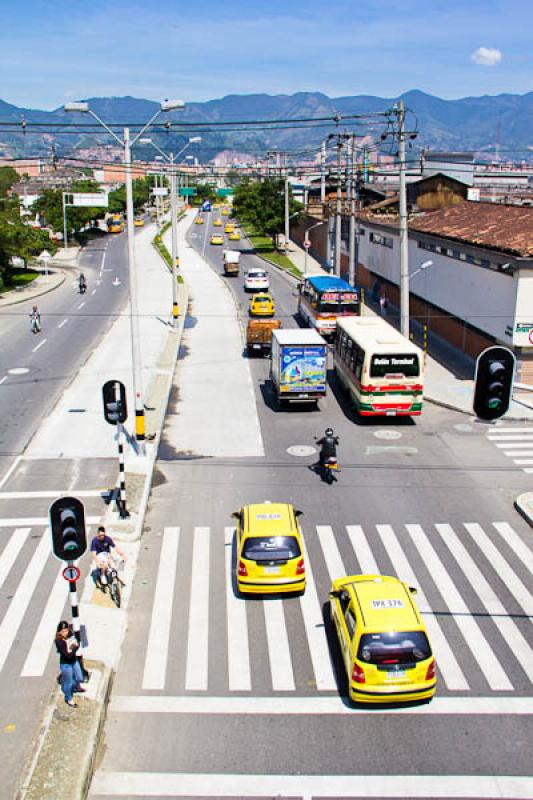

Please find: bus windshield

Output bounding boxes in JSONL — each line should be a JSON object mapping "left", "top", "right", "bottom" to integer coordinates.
{"left": 370, "top": 353, "right": 420, "bottom": 378}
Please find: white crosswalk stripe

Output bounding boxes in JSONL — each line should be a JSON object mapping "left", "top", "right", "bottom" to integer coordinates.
{"left": 487, "top": 426, "right": 533, "bottom": 472}
{"left": 1, "top": 518, "right": 532, "bottom": 698}
{"left": 375, "top": 524, "right": 469, "bottom": 691}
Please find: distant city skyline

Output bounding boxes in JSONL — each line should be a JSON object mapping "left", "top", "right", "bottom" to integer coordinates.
{"left": 2, "top": 0, "right": 532, "bottom": 110}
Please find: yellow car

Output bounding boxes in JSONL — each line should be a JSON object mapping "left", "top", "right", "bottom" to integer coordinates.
{"left": 329, "top": 574, "right": 436, "bottom": 704}
{"left": 134, "top": 217, "right": 145, "bottom": 227}
{"left": 224, "top": 223, "right": 235, "bottom": 234}
{"left": 229, "top": 230, "right": 241, "bottom": 241}
{"left": 221, "top": 208, "right": 230, "bottom": 216}
{"left": 210, "top": 234, "right": 224, "bottom": 245}
{"left": 249, "top": 293, "right": 275, "bottom": 317}
{"left": 195, "top": 216, "right": 204, "bottom": 225}
{"left": 213, "top": 218, "right": 222, "bottom": 227}
{"left": 233, "top": 503, "right": 305, "bottom": 595}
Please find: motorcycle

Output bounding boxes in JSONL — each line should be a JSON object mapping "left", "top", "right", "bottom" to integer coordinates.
{"left": 30, "top": 317, "right": 41, "bottom": 334}
{"left": 79, "top": 281, "right": 87, "bottom": 294}
{"left": 321, "top": 455, "right": 340, "bottom": 484}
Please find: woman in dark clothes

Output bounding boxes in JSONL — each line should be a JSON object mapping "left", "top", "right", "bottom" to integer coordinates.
{"left": 55, "top": 621, "right": 84, "bottom": 707}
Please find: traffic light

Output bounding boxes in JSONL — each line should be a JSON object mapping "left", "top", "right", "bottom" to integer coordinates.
{"left": 473, "top": 346, "right": 516, "bottom": 421}
{"left": 49, "top": 497, "right": 86, "bottom": 561}
{"left": 102, "top": 380, "right": 127, "bottom": 425}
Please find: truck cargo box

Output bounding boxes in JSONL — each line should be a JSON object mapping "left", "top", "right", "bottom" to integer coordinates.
{"left": 247, "top": 319, "right": 282, "bottom": 357}
{"left": 270, "top": 328, "right": 327, "bottom": 406}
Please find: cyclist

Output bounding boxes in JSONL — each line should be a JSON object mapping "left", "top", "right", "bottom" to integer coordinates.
{"left": 30, "top": 305, "right": 41, "bottom": 334}
{"left": 90, "top": 525, "right": 126, "bottom": 588}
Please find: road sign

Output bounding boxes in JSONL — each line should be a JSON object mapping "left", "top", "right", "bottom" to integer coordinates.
{"left": 62, "top": 565, "right": 81, "bottom": 582}
{"left": 152, "top": 187, "right": 168, "bottom": 197}
{"left": 179, "top": 188, "right": 197, "bottom": 197}
{"left": 72, "top": 192, "right": 109, "bottom": 207}
{"left": 216, "top": 188, "right": 232, "bottom": 197}
{"left": 39, "top": 250, "right": 51, "bottom": 261}
{"left": 303, "top": 239, "right": 311, "bottom": 249}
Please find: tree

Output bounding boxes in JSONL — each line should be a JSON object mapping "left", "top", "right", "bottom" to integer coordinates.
{"left": 32, "top": 179, "right": 107, "bottom": 242}
{"left": 233, "top": 178, "right": 301, "bottom": 241}
{"left": 108, "top": 176, "right": 157, "bottom": 214}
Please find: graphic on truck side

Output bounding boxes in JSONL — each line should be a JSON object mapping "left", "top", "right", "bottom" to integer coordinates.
{"left": 279, "top": 346, "right": 326, "bottom": 393}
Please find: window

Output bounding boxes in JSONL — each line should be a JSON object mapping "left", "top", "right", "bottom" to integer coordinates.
{"left": 370, "top": 353, "right": 420, "bottom": 378}
{"left": 339, "top": 590, "right": 351, "bottom": 616}
{"left": 369, "top": 231, "right": 393, "bottom": 248}
{"left": 242, "top": 536, "right": 301, "bottom": 562}
{"left": 358, "top": 631, "right": 431, "bottom": 665}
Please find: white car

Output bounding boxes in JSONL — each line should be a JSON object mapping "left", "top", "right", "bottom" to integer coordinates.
{"left": 244, "top": 268, "right": 269, "bottom": 292}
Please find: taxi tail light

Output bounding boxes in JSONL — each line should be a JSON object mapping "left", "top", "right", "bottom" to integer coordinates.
{"left": 296, "top": 558, "right": 305, "bottom": 575}
{"left": 238, "top": 560, "right": 248, "bottom": 577}
{"left": 425, "top": 659, "right": 436, "bottom": 680}
{"left": 351, "top": 663, "right": 366, "bottom": 684}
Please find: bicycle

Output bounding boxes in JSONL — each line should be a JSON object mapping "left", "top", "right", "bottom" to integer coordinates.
{"left": 96, "top": 559, "right": 125, "bottom": 608}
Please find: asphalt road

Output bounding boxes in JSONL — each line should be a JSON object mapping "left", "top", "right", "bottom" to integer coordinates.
{"left": 0, "top": 226, "right": 137, "bottom": 800}
{"left": 89, "top": 211, "right": 533, "bottom": 799}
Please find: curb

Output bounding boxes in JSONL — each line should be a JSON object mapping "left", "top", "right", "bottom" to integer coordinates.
{"left": 514, "top": 492, "right": 533, "bottom": 528}
{"left": 0, "top": 271, "right": 67, "bottom": 307}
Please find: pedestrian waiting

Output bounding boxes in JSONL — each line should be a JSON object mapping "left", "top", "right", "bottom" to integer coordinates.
{"left": 379, "top": 292, "right": 388, "bottom": 316}
{"left": 55, "top": 621, "right": 84, "bottom": 708}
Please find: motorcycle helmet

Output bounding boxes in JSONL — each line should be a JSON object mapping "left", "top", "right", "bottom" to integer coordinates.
{"left": 325, "top": 428, "right": 334, "bottom": 437}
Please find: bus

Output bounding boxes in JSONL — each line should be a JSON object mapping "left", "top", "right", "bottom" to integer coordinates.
{"left": 334, "top": 316, "right": 424, "bottom": 417}
{"left": 107, "top": 213, "right": 124, "bottom": 234}
{"left": 297, "top": 274, "right": 359, "bottom": 338}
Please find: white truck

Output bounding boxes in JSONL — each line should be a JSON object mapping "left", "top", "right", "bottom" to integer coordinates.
{"left": 223, "top": 249, "right": 240, "bottom": 276}
{"left": 270, "top": 328, "right": 328, "bottom": 407}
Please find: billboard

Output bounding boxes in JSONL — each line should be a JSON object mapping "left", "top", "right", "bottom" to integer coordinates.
{"left": 72, "top": 193, "right": 108, "bottom": 207}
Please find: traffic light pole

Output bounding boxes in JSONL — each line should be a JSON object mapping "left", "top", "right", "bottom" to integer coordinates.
{"left": 68, "top": 562, "right": 81, "bottom": 644}
{"left": 116, "top": 423, "right": 129, "bottom": 518}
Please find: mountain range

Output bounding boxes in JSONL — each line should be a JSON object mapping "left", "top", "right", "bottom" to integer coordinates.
{"left": 1, "top": 89, "right": 532, "bottom": 163}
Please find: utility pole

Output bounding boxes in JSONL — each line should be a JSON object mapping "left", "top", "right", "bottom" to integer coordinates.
{"left": 284, "top": 155, "right": 290, "bottom": 252}
{"left": 398, "top": 100, "right": 409, "bottom": 338}
{"left": 348, "top": 136, "right": 356, "bottom": 286}
{"left": 335, "top": 137, "right": 344, "bottom": 277}
{"left": 320, "top": 140, "right": 326, "bottom": 206}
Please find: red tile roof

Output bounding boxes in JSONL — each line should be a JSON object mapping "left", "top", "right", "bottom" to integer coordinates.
{"left": 407, "top": 201, "right": 533, "bottom": 257}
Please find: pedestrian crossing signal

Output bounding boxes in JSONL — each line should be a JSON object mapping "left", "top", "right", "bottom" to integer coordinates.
{"left": 49, "top": 496, "right": 87, "bottom": 561}
{"left": 473, "top": 346, "right": 515, "bottom": 421}
{"left": 102, "top": 379, "right": 127, "bottom": 425}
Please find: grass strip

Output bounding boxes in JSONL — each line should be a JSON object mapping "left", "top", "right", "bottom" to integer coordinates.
{"left": 240, "top": 223, "right": 302, "bottom": 278}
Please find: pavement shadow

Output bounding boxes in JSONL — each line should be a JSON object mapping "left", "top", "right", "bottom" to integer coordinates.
{"left": 259, "top": 380, "right": 323, "bottom": 414}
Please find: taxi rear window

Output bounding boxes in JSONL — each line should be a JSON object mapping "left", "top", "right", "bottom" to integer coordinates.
{"left": 243, "top": 535, "right": 301, "bottom": 562}
{"left": 357, "top": 631, "right": 431, "bottom": 665}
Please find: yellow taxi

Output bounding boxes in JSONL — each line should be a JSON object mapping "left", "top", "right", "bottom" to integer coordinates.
{"left": 224, "top": 223, "right": 235, "bottom": 234}
{"left": 195, "top": 216, "right": 204, "bottom": 225}
{"left": 134, "top": 217, "right": 145, "bottom": 227}
{"left": 221, "top": 207, "right": 230, "bottom": 216}
{"left": 233, "top": 503, "right": 305, "bottom": 595}
{"left": 229, "top": 230, "right": 241, "bottom": 241}
{"left": 329, "top": 574, "right": 436, "bottom": 704}
{"left": 213, "top": 218, "right": 222, "bottom": 227}
{"left": 210, "top": 234, "right": 224, "bottom": 245}
{"left": 249, "top": 292, "right": 275, "bottom": 317}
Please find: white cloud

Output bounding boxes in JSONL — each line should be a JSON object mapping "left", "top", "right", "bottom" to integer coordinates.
{"left": 64, "top": 89, "right": 74, "bottom": 98}
{"left": 471, "top": 47, "right": 502, "bottom": 66}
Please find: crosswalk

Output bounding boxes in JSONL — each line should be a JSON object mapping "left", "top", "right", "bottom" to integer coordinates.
{"left": 136, "top": 518, "right": 533, "bottom": 697}
{"left": 487, "top": 425, "right": 533, "bottom": 472}
{"left": 1, "top": 516, "right": 532, "bottom": 695}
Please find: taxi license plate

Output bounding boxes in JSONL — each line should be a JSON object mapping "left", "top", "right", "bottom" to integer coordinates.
{"left": 386, "top": 670, "right": 406, "bottom": 680}
{"left": 263, "top": 566, "right": 280, "bottom": 575}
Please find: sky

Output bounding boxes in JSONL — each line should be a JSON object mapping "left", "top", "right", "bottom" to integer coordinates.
{"left": 2, "top": 0, "right": 532, "bottom": 110}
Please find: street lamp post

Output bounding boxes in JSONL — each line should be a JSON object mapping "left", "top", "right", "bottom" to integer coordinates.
{"left": 304, "top": 220, "right": 325, "bottom": 273}
{"left": 140, "top": 137, "right": 201, "bottom": 328}
{"left": 64, "top": 99, "right": 185, "bottom": 455}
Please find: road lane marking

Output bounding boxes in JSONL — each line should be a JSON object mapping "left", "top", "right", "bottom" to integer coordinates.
{"left": 0, "top": 455, "right": 22, "bottom": 490}
{"left": 263, "top": 597, "right": 295, "bottom": 691}
{"left": 488, "top": 434, "right": 533, "bottom": 441}
{"left": 504, "top": 450, "right": 533, "bottom": 457}
{"left": 436, "top": 524, "right": 533, "bottom": 683}
{"left": 109, "top": 694, "right": 533, "bottom": 716}
{"left": 0, "top": 376, "right": 7, "bottom": 385}
{"left": 0, "top": 531, "right": 50, "bottom": 672}
{"left": 298, "top": 554, "right": 337, "bottom": 691}
{"left": 78, "top": 302, "right": 85, "bottom": 310}
{"left": 405, "top": 523, "right": 513, "bottom": 691}
{"left": 316, "top": 525, "right": 346, "bottom": 580}
{"left": 224, "top": 527, "right": 251, "bottom": 691}
{"left": 21, "top": 566, "right": 68, "bottom": 676}
{"left": 492, "top": 426, "right": 533, "bottom": 433}
{"left": 91, "top": 288, "right": 96, "bottom": 295}
{"left": 57, "top": 318, "right": 68, "bottom": 329}
{"left": 32, "top": 338, "right": 47, "bottom": 352}
{"left": 493, "top": 441, "right": 533, "bottom": 448}
{"left": 492, "top": 521, "right": 533, "bottom": 573}
{"left": 0, "top": 516, "right": 100, "bottom": 527}
{"left": 464, "top": 523, "right": 533, "bottom": 616}
{"left": 376, "top": 524, "right": 469, "bottom": 691}
{"left": 90, "top": 771, "right": 533, "bottom": 798}
{"left": 513, "top": 458, "right": 533, "bottom": 464}
{"left": 185, "top": 527, "right": 210, "bottom": 691}
{"left": 0, "top": 528, "right": 30, "bottom": 589}
{"left": 0, "top": 490, "right": 105, "bottom": 500}
{"left": 346, "top": 525, "right": 379, "bottom": 573}
{"left": 142, "top": 527, "right": 180, "bottom": 690}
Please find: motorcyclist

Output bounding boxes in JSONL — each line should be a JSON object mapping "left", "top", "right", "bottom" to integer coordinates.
{"left": 78, "top": 273, "right": 87, "bottom": 292}
{"left": 30, "top": 305, "right": 41, "bottom": 333}
{"left": 316, "top": 427, "right": 339, "bottom": 466}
